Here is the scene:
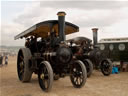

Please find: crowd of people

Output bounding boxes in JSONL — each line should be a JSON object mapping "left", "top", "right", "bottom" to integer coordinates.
{"left": 0, "top": 55, "right": 8, "bottom": 67}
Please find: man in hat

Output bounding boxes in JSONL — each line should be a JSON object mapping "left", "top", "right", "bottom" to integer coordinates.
{"left": 30, "top": 36, "right": 38, "bottom": 53}
{"left": 25, "top": 38, "right": 30, "bottom": 48}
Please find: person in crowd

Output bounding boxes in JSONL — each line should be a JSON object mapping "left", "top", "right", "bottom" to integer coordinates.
{"left": 0, "top": 55, "right": 3, "bottom": 67}
{"left": 0, "top": 55, "right": 2, "bottom": 66}
{"left": 5, "top": 55, "right": 8, "bottom": 65}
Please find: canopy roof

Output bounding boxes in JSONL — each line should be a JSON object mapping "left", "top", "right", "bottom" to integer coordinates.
{"left": 14, "top": 20, "right": 79, "bottom": 40}
{"left": 99, "top": 37, "right": 128, "bottom": 43}
{"left": 67, "top": 37, "right": 92, "bottom": 44}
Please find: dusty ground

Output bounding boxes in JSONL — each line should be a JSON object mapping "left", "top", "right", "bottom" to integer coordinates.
{"left": 0, "top": 56, "right": 128, "bottom": 96}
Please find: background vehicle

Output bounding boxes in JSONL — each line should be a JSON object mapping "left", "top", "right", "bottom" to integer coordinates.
{"left": 99, "top": 37, "right": 128, "bottom": 62}
{"left": 67, "top": 37, "right": 93, "bottom": 77}
{"left": 14, "top": 12, "right": 87, "bottom": 92}
{"left": 99, "top": 37, "right": 128, "bottom": 71}
{"left": 89, "top": 28, "right": 112, "bottom": 76}
{"left": 67, "top": 28, "right": 113, "bottom": 76}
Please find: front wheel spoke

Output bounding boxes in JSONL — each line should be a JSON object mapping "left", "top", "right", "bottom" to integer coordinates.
{"left": 44, "top": 79, "right": 48, "bottom": 89}
{"left": 76, "top": 77, "right": 80, "bottom": 85}
{"left": 77, "top": 77, "right": 81, "bottom": 85}
{"left": 40, "top": 77, "right": 48, "bottom": 89}
{"left": 80, "top": 77, "right": 83, "bottom": 83}
{"left": 75, "top": 77, "right": 79, "bottom": 85}
{"left": 73, "top": 67, "right": 82, "bottom": 84}
{"left": 44, "top": 74, "right": 49, "bottom": 79}
{"left": 78, "top": 77, "right": 81, "bottom": 85}
{"left": 73, "top": 72, "right": 77, "bottom": 77}
{"left": 74, "top": 77, "right": 77, "bottom": 83}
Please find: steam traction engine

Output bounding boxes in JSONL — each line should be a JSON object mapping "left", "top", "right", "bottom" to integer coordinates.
{"left": 14, "top": 12, "right": 87, "bottom": 92}
{"left": 67, "top": 37, "right": 94, "bottom": 77}
{"left": 67, "top": 28, "right": 112, "bottom": 77}
{"left": 89, "top": 28, "right": 112, "bottom": 76}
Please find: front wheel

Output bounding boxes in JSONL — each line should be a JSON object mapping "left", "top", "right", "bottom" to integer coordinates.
{"left": 70, "top": 60, "right": 87, "bottom": 88}
{"left": 38, "top": 61, "right": 53, "bottom": 92}
{"left": 100, "top": 59, "right": 112, "bottom": 76}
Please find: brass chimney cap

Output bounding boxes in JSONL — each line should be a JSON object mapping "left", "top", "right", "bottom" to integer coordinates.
{"left": 57, "top": 11, "right": 66, "bottom": 16}
{"left": 92, "top": 28, "right": 98, "bottom": 32}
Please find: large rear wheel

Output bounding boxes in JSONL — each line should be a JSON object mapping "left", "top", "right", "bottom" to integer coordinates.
{"left": 17, "top": 48, "right": 32, "bottom": 82}
{"left": 38, "top": 61, "right": 53, "bottom": 92}
{"left": 70, "top": 60, "right": 87, "bottom": 88}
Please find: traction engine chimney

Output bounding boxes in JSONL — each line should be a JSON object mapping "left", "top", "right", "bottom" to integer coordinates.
{"left": 92, "top": 28, "right": 98, "bottom": 46}
{"left": 57, "top": 11, "right": 66, "bottom": 41}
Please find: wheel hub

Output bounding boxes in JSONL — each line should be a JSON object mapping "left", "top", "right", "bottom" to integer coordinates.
{"left": 103, "top": 62, "right": 110, "bottom": 68}
{"left": 40, "top": 73, "right": 45, "bottom": 79}
{"left": 20, "top": 62, "right": 24, "bottom": 68}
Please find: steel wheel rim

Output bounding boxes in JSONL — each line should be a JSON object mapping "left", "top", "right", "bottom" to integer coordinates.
{"left": 71, "top": 63, "right": 84, "bottom": 86}
{"left": 39, "top": 65, "right": 50, "bottom": 90}
{"left": 18, "top": 56, "right": 24, "bottom": 80}
{"left": 102, "top": 60, "right": 110, "bottom": 73}
{"left": 84, "top": 61, "right": 90, "bottom": 73}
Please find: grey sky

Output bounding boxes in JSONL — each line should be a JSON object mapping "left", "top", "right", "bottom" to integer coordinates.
{"left": 1, "top": 1, "right": 128, "bottom": 46}
{"left": 40, "top": 1, "right": 128, "bottom": 9}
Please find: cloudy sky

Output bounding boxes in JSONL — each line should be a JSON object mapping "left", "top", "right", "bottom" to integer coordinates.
{"left": 1, "top": 0, "right": 128, "bottom": 46}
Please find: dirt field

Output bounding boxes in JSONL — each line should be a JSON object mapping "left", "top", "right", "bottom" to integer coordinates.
{"left": 0, "top": 56, "right": 128, "bottom": 96}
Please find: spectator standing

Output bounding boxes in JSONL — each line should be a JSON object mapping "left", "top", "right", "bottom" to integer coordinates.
{"left": 0, "top": 55, "right": 2, "bottom": 65}
{"left": 5, "top": 55, "right": 8, "bottom": 65}
{"left": 0, "top": 55, "right": 3, "bottom": 66}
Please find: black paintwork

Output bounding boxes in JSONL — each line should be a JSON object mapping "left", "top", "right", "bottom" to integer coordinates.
{"left": 99, "top": 42, "right": 128, "bottom": 62}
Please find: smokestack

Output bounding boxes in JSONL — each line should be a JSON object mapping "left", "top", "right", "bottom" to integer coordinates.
{"left": 57, "top": 11, "right": 66, "bottom": 41}
{"left": 92, "top": 28, "right": 98, "bottom": 46}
